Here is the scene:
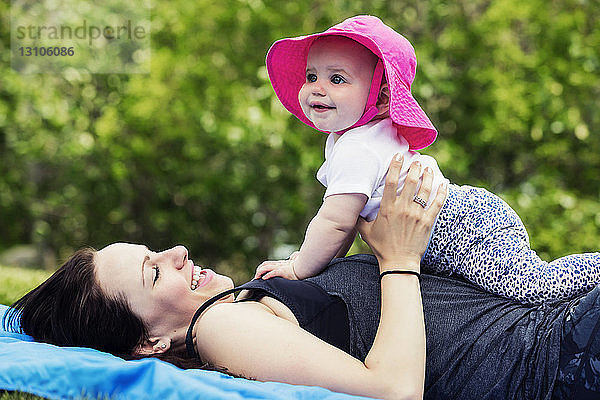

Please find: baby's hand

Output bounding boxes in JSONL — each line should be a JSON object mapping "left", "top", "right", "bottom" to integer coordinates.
{"left": 254, "top": 252, "right": 300, "bottom": 280}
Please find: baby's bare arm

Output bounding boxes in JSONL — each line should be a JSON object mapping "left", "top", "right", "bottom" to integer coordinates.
{"left": 335, "top": 227, "right": 358, "bottom": 259}
{"left": 292, "top": 193, "right": 367, "bottom": 279}
{"left": 255, "top": 193, "right": 366, "bottom": 280}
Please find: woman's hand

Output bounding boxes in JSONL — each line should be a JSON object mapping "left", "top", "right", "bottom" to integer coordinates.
{"left": 357, "top": 154, "right": 447, "bottom": 273}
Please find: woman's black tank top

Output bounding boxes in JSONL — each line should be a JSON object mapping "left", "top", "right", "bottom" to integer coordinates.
{"left": 187, "top": 254, "right": 567, "bottom": 400}
{"left": 185, "top": 277, "right": 350, "bottom": 360}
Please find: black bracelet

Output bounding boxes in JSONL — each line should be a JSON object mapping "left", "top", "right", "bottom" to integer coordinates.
{"left": 379, "top": 270, "right": 421, "bottom": 284}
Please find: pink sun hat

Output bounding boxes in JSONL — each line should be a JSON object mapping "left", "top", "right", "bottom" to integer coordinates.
{"left": 266, "top": 15, "right": 437, "bottom": 150}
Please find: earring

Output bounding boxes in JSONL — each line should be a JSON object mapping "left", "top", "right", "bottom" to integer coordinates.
{"left": 160, "top": 343, "right": 167, "bottom": 349}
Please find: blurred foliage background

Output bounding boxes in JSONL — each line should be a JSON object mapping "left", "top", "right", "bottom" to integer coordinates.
{"left": 0, "top": 0, "right": 598, "bottom": 282}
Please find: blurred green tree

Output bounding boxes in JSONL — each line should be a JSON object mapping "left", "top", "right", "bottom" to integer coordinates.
{"left": 0, "top": 0, "right": 598, "bottom": 280}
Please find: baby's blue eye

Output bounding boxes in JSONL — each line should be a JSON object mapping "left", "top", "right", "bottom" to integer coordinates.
{"left": 306, "top": 73, "right": 317, "bottom": 83}
{"left": 331, "top": 75, "right": 345, "bottom": 84}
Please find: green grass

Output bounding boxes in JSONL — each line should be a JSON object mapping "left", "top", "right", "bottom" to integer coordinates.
{"left": 0, "top": 391, "right": 112, "bottom": 400}
{"left": 0, "top": 392, "right": 47, "bottom": 400}
{"left": 0, "top": 265, "right": 52, "bottom": 306}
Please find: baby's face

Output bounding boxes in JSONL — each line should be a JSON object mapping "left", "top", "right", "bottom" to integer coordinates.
{"left": 298, "top": 36, "right": 378, "bottom": 132}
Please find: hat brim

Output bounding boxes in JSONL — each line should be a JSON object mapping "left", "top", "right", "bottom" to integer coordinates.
{"left": 387, "top": 68, "right": 437, "bottom": 150}
{"left": 266, "top": 34, "right": 319, "bottom": 129}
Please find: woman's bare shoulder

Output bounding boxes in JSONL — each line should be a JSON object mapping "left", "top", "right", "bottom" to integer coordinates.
{"left": 195, "top": 296, "right": 297, "bottom": 334}
{"left": 192, "top": 296, "right": 386, "bottom": 397}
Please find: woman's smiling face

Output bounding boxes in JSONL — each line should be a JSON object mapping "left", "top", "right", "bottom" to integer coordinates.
{"left": 94, "top": 243, "right": 234, "bottom": 350}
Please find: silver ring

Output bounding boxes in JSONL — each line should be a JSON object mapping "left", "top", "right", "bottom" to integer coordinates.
{"left": 413, "top": 195, "right": 427, "bottom": 208}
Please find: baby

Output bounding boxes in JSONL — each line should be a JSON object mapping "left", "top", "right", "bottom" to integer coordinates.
{"left": 255, "top": 15, "right": 600, "bottom": 304}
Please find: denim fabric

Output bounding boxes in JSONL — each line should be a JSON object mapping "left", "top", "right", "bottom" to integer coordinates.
{"left": 552, "top": 285, "right": 600, "bottom": 399}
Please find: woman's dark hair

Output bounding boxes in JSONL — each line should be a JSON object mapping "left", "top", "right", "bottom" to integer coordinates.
{"left": 2, "top": 247, "right": 230, "bottom": 371}
{"left": 2, "top": 248, "right": 149, "bottom": 355}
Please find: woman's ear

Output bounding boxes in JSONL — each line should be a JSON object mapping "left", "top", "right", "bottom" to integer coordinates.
{"left": 376, "top": 83, "right": 390, "bottom": 117}
{"left": 134, "top": 337, "right": 171, "bottom": 356}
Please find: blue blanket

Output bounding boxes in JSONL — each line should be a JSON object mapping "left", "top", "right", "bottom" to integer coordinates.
{"left": 0, "top": 305, "right": 371, "bottom": 399}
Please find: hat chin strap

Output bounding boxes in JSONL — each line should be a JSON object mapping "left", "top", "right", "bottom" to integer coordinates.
{"left": 335, "top": 59, "right": 384, "bottom": 134}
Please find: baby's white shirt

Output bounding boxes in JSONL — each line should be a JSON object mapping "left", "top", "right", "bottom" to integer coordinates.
{"left": 316, "top": 118, "right": 448, "bottom": 221}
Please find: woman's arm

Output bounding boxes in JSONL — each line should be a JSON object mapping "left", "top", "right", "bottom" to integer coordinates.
{"left": 198, "top": 155, "right": 447, "bottom": 399}
{"left": 356, "top": 157, "right": 447, "bottom": 398}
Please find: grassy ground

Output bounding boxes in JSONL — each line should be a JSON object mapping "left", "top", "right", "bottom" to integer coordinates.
{"left": 1, "top": 265, "right": 53, "bottom": 400}
{"left": 0, "top": 265, "right": 52, "bottom": 306}
{"left": 0, "top": 392, "right": 108, "bottom": 400}
{"left": 0, "top": 392, "right": 47, "bottom": 400}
